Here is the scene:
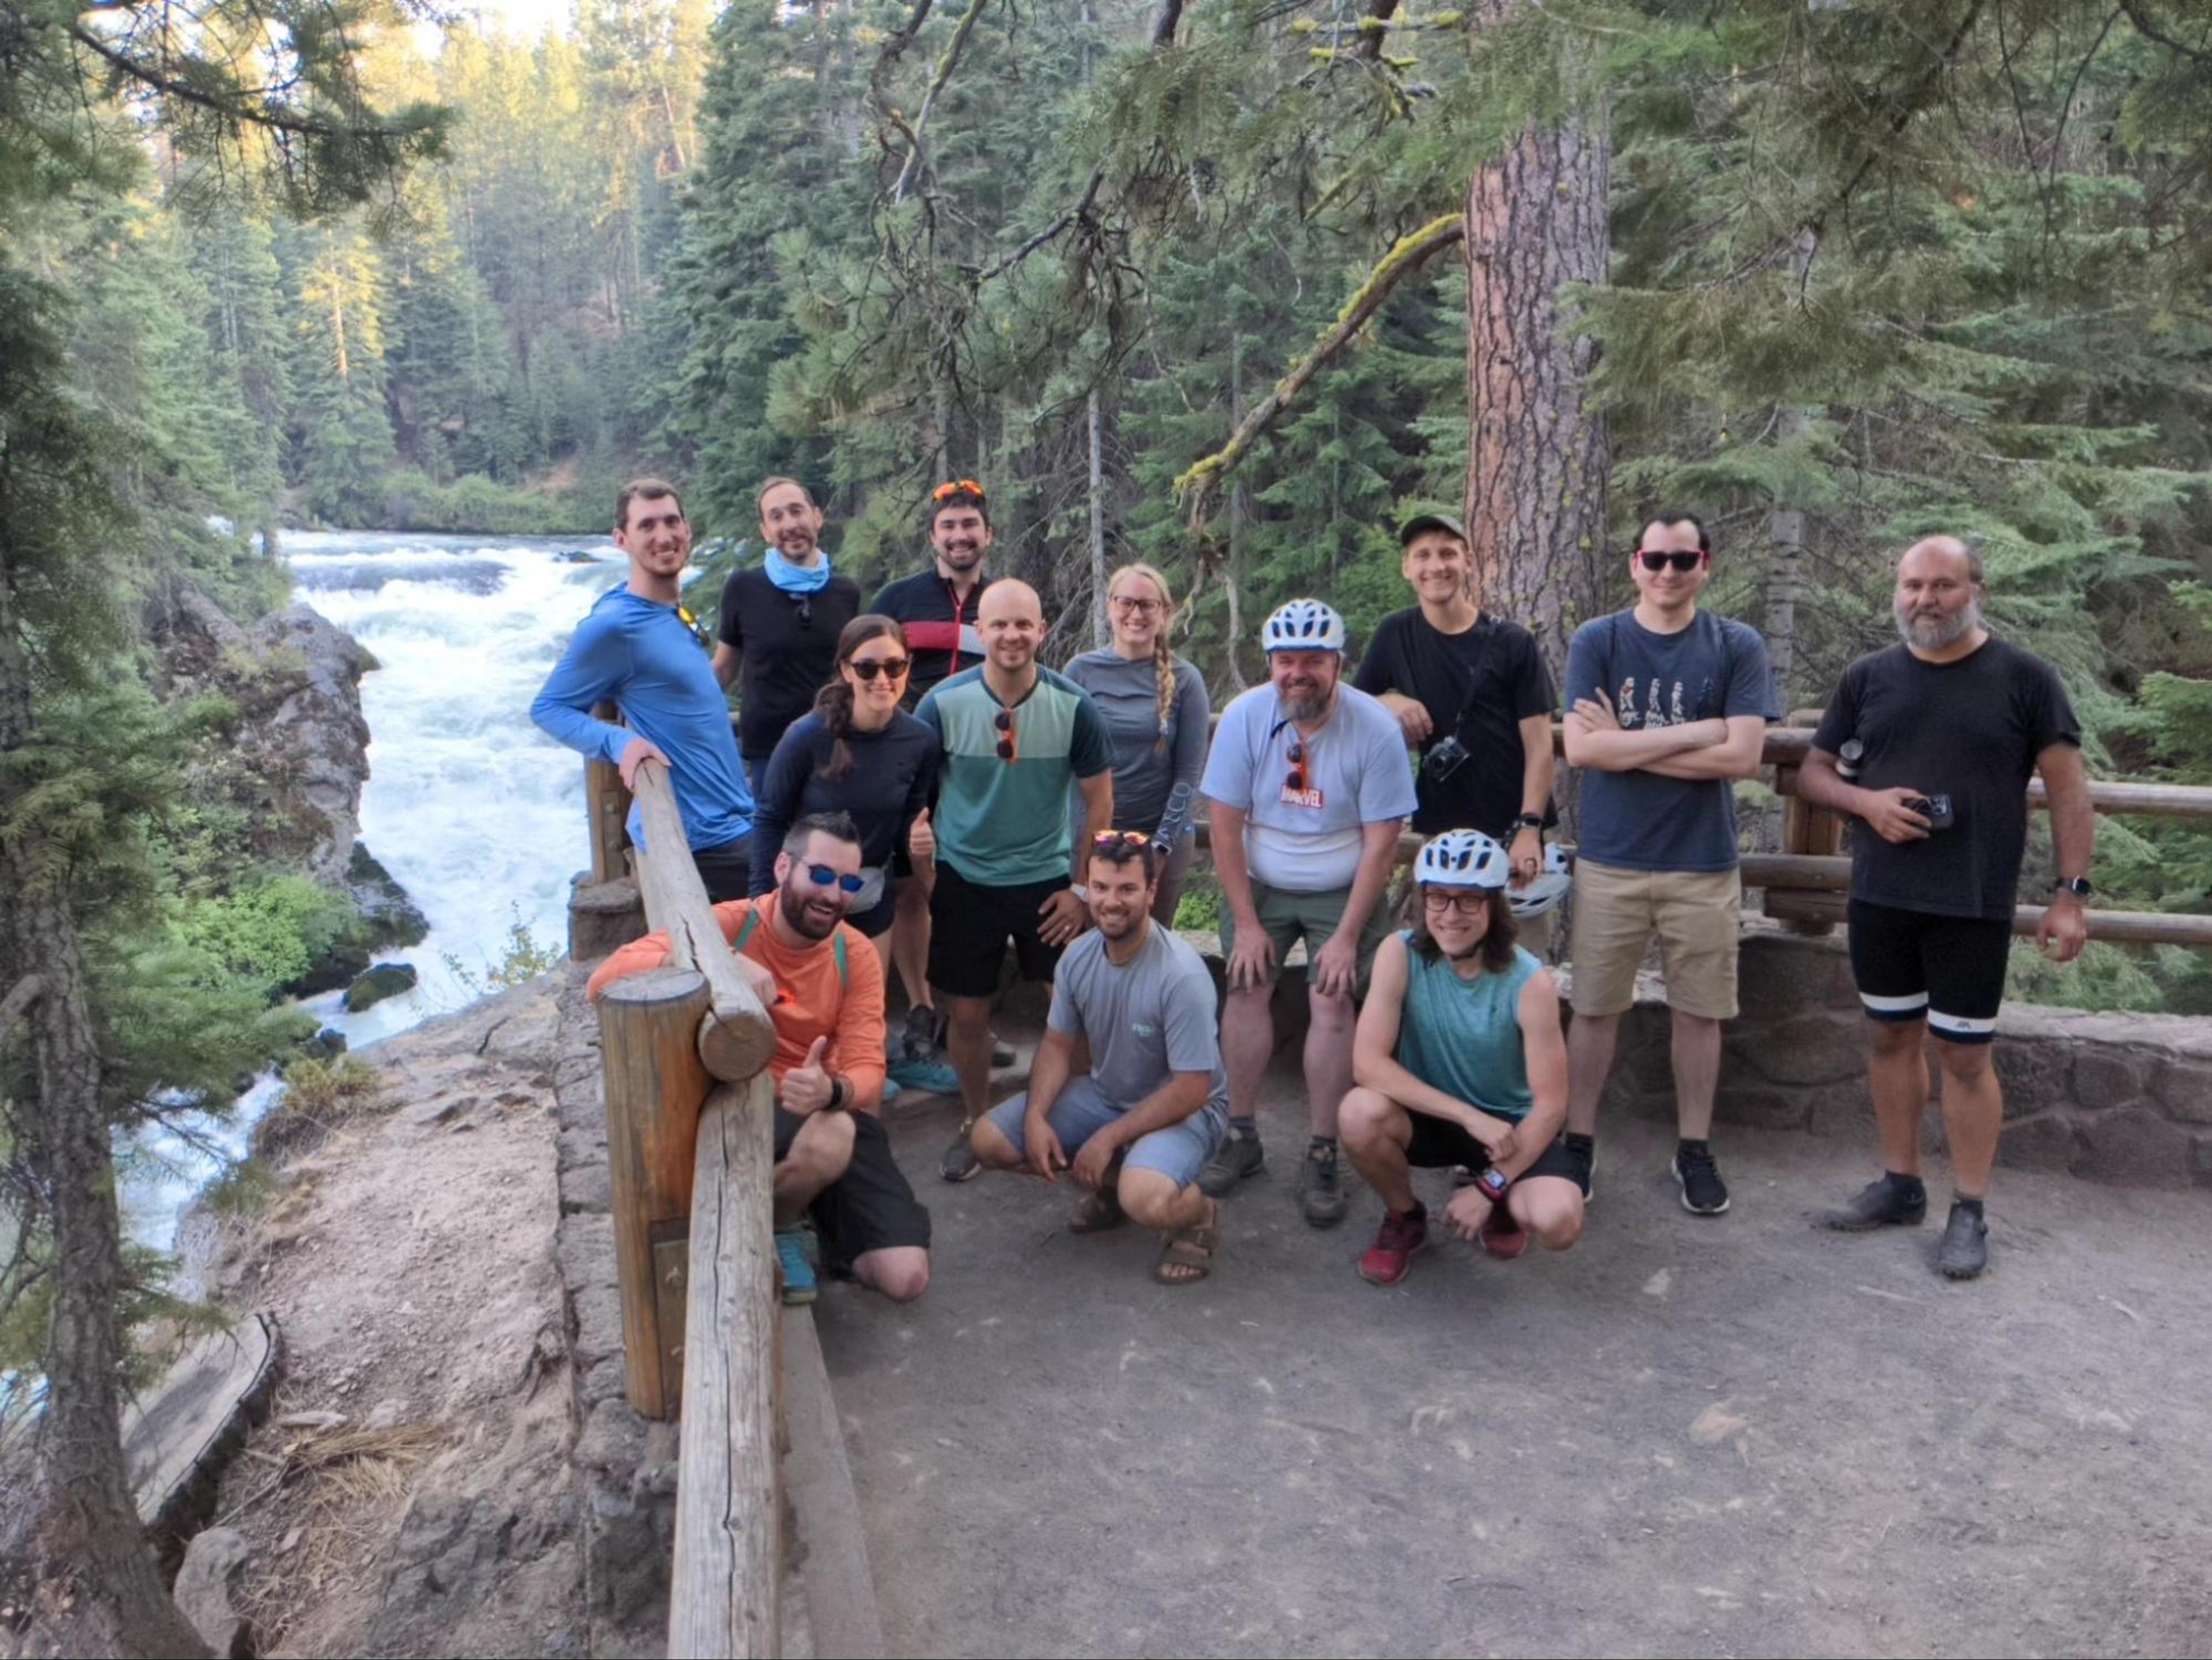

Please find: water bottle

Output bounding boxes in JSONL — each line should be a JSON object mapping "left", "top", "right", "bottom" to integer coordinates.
{"left": 1156, "top": 780, "right": 1196, "bottom": 848}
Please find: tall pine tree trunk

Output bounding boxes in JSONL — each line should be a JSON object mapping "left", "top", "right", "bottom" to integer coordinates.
{"left": 1461, "top": 12, "right": 1611, "bottom": 661}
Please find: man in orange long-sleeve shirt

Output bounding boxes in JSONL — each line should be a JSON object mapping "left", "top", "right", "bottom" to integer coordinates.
{"left": 589, "top": 811, "right": 930, "bottom": 1305}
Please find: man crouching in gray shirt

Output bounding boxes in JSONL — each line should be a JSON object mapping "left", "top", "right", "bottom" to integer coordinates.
{"left": 969, "top": 831, "right": 1228, "bottom": 1284}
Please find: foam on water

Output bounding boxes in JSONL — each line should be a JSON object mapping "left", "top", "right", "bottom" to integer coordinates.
{"left": 121, "top": 530, "right": 638, "bottom": 1247}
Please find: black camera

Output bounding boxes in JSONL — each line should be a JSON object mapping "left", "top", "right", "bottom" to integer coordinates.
{"left": 1906, "top": 793, "right": 1955, "bottom": 830}
{"left": 1422, "top": 735, "right": 1469, "bottom": 784}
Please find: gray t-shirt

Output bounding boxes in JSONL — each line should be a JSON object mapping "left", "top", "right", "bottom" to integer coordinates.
{"left": 1064, "top": 649, "right": 1211, "bottom": 837}
{"left": 1562, "top": 608, "right": 1778, "bottom": 873}
{"left": 1047, "top": 924, "right": 1228, "bottom": 1116}
{"left": 1200, "top": 683, "right": 1419, "bottom": 891}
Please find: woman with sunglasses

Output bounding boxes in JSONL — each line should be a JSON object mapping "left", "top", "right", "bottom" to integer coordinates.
{"left": 1066, "top": 563, "right": 1211, "bottom": 924}
{"left": 750, "top": 615, "right": 940, "bottom": 1003}
{"left": 1338, "top": 831, "right": 1584, "bottom": 1287}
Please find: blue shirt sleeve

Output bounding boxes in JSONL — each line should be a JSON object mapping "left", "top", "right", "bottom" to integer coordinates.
{"left": 914, "top": 686, "right": 945, "bottom": 742}
{"left": 530, "top": 604, "right": 636, "bottom": 766}
{"left": 1070, "top": 689, "right": 1114, "bottom": 780}
{"left": 1562, "top": 619, "right": 1609, "bottom": 717}
{"left": 1199, "top": 694, "right": 1257, "bottom": 811}
{"left": 1355, "top": 702, "right": 1421, "bottom": 822}
{"left": 1160, "top": 955, "right": 1224, "bottom": 1075}
{"left": 1722, "top": 622, "right": 1779, "bottom": 720}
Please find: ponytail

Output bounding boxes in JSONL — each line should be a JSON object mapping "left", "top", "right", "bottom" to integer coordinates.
{"left": 815, "top": 612, "right": 909, "bottom": 783}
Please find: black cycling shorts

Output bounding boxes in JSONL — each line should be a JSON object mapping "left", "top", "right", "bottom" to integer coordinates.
{"left": 1847, "top": 899, "right": 2012, "bottom": 1046}
{"left": 1402, "top": 1117, "right": 1584, "bottom": 1189}
{"left": 774, "top": 1108, "right": 932, "bottom": 1273}
{"left": 926, "top": 861, "right": 1069, "bottom": 1000}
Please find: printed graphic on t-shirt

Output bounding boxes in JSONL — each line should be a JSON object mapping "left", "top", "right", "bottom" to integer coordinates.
{"left": 1279, "top": 781, "right": 1325, "bottom": 810}
{"left": 1615, "top": 673, "right": 1711, "bottom": 728}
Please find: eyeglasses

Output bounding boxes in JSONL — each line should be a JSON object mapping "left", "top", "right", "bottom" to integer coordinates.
{"left": 1637, "top": 550, "right": 1706, "bottom": 573}
{"left": 1285, "top": 738, "right": 1306, "bottom": 794}
{"left": 932, "top": 478, "right": 987, "bottom": 502}
{"left": 803, "top": 863, "right": 867, "bottom": 895}
{"left": 994, "top": 706, "right": 1018, "bottom": 761}
{"left": 1422, "top": 889, "right": 1491, "bottom": 916}
{"left": 1111, "top": 595, "right": 1162, "bottom": 615}
{"left": 849, "top": 656, "right": 910, "bottom": 682}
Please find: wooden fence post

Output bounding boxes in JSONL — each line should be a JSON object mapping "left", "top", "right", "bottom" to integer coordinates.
{"left": 1774, "top": 710, "right": 1843, "bottom": 937}
{"left": 596, "top": 964, "right": 713, "bottom": 1421}
{"left": 588, "top": 700, "right": 635, "bottom": 884}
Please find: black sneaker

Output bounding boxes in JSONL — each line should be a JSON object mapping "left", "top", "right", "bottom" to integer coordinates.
{"left": 903, "top": 1005, "right": 939, "bottom": 1061}
{"left": 1671, "top": 1145, "right": 1730, "bottom": 1216}
{"left": 1562, "top": 1139, "right": 1596, "bottom": 1202}
{"left": 1937, "top": 1201, "right": 1988, "bottom": 1279}
{"left": 990, "top": 1035, "right": 1017, "bottom": 1069}
{"left": 1198, "top": 1131, "right": 1263, "bottom": 1197}
{"left": 1821, "top": 1176, "right": 1927, "bottom": 1232}
{"left": 940, "top": 1121, "right": 983, "bottom": 1183}
{"left": 1300, "top": 1141, "right": 1347, "bottom": 1229}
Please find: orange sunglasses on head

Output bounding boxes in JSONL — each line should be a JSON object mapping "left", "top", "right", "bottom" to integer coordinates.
{"left": 932, "top": 479, "right": 987, "bottom": 502}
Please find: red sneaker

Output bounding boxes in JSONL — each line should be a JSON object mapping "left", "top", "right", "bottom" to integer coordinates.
{"left": 1479, "top": 1205, "right": 1528, "bottom": 1261}
{"left": 1358, "top": 1207, "right": 1430, "bottom": 1286}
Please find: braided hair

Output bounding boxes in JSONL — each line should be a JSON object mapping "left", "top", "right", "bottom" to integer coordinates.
{"left": 1107, "top": 562, "right": 1180, "bottom": 750}
{"left": 812, "top": 614, "right": 908, "bottom": 782}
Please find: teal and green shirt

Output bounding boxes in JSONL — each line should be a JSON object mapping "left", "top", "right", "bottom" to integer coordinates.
{"left": 1396, "top": 939, "right": 1542, "bottom": 1122}
{"left": 916, "top": 665, "right": 1112, "bottom": 886}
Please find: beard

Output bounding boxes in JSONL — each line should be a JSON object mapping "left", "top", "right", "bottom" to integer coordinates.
{"left": 1093, "top": 903, "right": 1141, "bottom": 941}
{"left": 1279, "top": 683, "right": 1332, "bottom": 723}
{"left": 778, "top": 879, "right": 841, "bottom": 941}
{"left": 1896, "top": 596, "right": 1980, "bottom": 652}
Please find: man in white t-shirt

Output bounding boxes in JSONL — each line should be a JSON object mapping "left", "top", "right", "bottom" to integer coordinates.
{"left": 1198, "top": 599, "right": 1418, "bottom": 1227}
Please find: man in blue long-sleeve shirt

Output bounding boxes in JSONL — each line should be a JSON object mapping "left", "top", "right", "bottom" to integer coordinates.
{"left": 531, "top": 478, "right": 758, "bottom": 899}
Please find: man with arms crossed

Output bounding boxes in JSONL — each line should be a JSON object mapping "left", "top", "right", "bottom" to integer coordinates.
{"left": 1560, "top": 512, "right": 1777, "bottom": 1215}
{"left": 532, "top": 478, "right": 757, "bottom": 900}
{"left": 920, "top": 579, "right": 1115, "bottom": 1182}
{"left": 587, "top": 812, "right": 930, "bottom": 1306}
{"left": 1198, "top": 599, "right": 1418, "bottom": 1227}
{"left": 1798, "top": 536, "right": 2093, "bottom": 1279}
{"left": 1354, "top": 510, "right": 1558, "bottom": 942}
{"left": 713, "top": 477, "right": 862, "bottom": 796}
{"left": 970, "top": 832, "right": 1227, "bottom": 1284}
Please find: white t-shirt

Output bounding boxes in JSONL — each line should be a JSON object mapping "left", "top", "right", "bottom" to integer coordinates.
{"left": 1201, "top": 683, "right": 1418, "bottom": 891}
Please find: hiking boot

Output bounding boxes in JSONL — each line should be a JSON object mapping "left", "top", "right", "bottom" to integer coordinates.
{"left": 1821, "top": 1175, "right": 1928, "bottom": 1232}
{"left": 940, "top": 1121, "right": 983, "bottom": 1183}
{"left": 1358, "top": 1205, "right": 1429, "bottom": 1286}
{"left": 1562, "top": 1137, "right": 1596, "bottom": 1202}
{"left": 775, "top": 1227, "right": 818, "bottom": 1306}
{"left": 888, "top": 1054, "right": 961, "bottom": 1096}
{"left": 902, "top": 1005, "right": 939, "bottom": 1061}
{"left": 1671, "top": 1144, "right": 1730, "bottom": 1216}
{"left": 990, "top": 1034, "right": 1017, "bottom": 1069}
{"left": 1198, "top": 1130, "right": 1263, "bottom": 1197}
{"left": 1479, "top": 1205, "right": 1529, "bottom": 1260}
{"left": 1300, "top": 1141, "right": 1347, "bottom": 1229}
{"left": 1937, "top": 1201, "right": 1988, "bottom": 1279}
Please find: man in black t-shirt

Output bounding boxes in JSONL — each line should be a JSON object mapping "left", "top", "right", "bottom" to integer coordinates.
{"left": 1353, "top": 512, "right": 1558, "bottom": 920}
{"left": 1798, "top": 535, "right": 2094, "bottom": 1281}
{"left": 869, "top": 481, "right": 997, "bottom": 708}
{"left": 713, "top": 477, "right": 862, "bottom": 793}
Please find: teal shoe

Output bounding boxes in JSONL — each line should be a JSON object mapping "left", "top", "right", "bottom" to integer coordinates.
{"left": 776, "top": 1227, "right": 818, "bottom": 1306}
{"left": 879, "top": 1076, "right": 903, "bottom": 1105}
{"left": 888, "top": 1054, "right": 961, "bottom": 1096}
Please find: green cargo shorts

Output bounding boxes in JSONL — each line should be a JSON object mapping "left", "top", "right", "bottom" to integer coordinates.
{"left": 1220, "top": 879, "right": 1394, "bottom": 999}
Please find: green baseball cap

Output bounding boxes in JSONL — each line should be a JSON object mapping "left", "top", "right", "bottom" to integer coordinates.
{"left": 1398, "top": 510, "right": 1468, "bottom": 546}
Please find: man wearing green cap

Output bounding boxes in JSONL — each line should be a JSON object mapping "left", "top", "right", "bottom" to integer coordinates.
{"left": 1353, "top": 511, "right": 1558, "bottom": 935}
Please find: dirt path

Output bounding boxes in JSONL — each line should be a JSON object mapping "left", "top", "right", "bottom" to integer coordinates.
{"left": 198, "top": 975, "right": 586, "bottom": 1659}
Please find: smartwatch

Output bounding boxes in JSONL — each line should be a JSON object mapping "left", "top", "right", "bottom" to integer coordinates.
{"left": 2052, "top": 876, "right": 2093, "bottom": 901}
{"left": 1475, "top": 1166, "right": 1512, "bottom": 1204}
{"left": 1510, "top": 812, "right": 1545, "bottom": 833}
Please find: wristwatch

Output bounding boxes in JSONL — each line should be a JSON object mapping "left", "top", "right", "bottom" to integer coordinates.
{"left": 1510, "top": 812, "right": 1545, "bottom": 833}
{"left": 2052, "top": 876, "right": 2093, "bottom": 901}
{"left": 1475, "top": 1166, "right": 1512, "bottom": 1204}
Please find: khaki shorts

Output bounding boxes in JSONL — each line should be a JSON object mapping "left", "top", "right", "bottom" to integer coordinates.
{"left": 1569, "top": 860, "right": 1741, "bottom": 1019}
{"left": 1221, "top": 879, "right": 1393, "bottom": 999}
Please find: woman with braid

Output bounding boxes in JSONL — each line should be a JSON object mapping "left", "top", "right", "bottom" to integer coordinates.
{"left": 751, "top": 616, "right": 945, "bottom": 1087}
{"left": 1066, "top": 564, "right": 1212, "bottom": 923}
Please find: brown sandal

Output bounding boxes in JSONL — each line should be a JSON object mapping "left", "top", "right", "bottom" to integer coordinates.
{"left": 1153, "top": 1201, "right": 1218, "bottom": 1286}
{"left": 1067, "top": 1187, "right": 1127, "bottom": 1234}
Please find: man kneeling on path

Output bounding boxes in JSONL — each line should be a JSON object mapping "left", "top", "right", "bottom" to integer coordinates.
{"left": 586, "top": 812, "right": 931, "bottom": 1306}
{"left": 1342, "top": 832, "right": 1582, "bottom": 1285}
{"left": 969, "top": 831, "right": 1226, "bottom": 1285}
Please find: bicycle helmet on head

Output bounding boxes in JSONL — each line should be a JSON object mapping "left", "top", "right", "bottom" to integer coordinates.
{"left": 1508, "top": 841, "right": 1572, "bottom": 918}
{"left": 1415, "top": 830, "right": 1510, "bottom": 891}
{"left": 1262, "top": 598, "right": 1346, "bottom": 655}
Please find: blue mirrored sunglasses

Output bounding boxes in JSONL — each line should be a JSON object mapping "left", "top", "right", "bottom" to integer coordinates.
{"left": 804, "top": 863, "right": 867, "bottom": 894}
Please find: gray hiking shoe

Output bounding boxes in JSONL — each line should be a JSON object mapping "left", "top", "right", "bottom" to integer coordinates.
{"left": 1300, "top": 1141, "right": 1347, "bottom": 1230}
{"left": 1198, "top": 1131, "right": 1263, "bottom": 1197}
{"left": 1937, "top": 1201, "right": 1988, "bottom": 1279}
{"left": 940, "top": 1121, "right": 983, "bottom": 1183}
{"left": 1821, "top": 1175, "right": 1928, "bottom": 1232}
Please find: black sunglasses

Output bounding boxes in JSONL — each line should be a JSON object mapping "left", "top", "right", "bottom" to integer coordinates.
{"left": 1285, "top": 738, "right": 1306, "bottom": 794}
{"left": 994, "top": 706, "right": 1017, "bottom": 761}
{"left": 803, "top": 862, "right": 866, "bottom": 894}
{"left": 1637, "top": 550, "right": 1706, "bottom": 573}
{"left": 850, "top": 656, "right": 910, "bottom": 681}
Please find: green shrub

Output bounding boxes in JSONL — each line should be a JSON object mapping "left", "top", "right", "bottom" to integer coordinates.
{"left": 173, "top": 876, "right": 355, "bottom": 996}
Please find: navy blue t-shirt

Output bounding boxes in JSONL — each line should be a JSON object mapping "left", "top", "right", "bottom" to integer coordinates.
{"left": 746, "top": 710, "right": 940, "bottom": 894}
{"left": 1563, "top": 608, "right": 1778, "bottom": 873}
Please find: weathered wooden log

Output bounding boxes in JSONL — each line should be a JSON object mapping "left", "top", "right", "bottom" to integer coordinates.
{"left": 587, "top": 701, "right": 634, "bottom": 884}
{"left": 669, "top": 1071, "right": 781, "bottom": 1660}
{"left": 596, "top": 965, "right": 712, "bottom": 1420}
{"left": 630, "top": 758, "right": 778, "bottom": 1083}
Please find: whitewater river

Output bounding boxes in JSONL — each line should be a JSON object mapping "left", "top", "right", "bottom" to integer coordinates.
{"left": 121, "top": 530, "right": 647, "bottom": 1247}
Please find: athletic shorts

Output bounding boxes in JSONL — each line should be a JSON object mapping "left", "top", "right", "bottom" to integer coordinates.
{"left": 692, "top": 837, "right": 754, "bottom": 905}
{"left": 983, "top": 1075, "right": 1228, "bottom": 1191}
{"left": 1402, "top": 1117, "right": 1583, "bottom": 1188}
{"left": 1847, "top": 899, "right": 2012, "bottom": 1046}
{"left": 1218, "top": 878, "right": 1393, "bottom": 999}
{"left": 774, "top": 1108, "right": 931, "bottom": 1273}
{"left": 927, "top": 861, "right": 1070, "bottom": 1000}
{"left": 1567, "top": 860, "right": 1741, "bottom": 1019}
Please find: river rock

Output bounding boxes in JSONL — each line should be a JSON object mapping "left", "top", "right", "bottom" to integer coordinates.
{"left": 173, "top": 1527, "right": 254, "bottom": 1658}
{"left": 301, "top": 1027, "right": 349, "bottom": 1064}
{"left": 349, "top": 843, "right": 430, "bottom": 949}
{"left": 346, "top": 962, "right": 421, "bottom": 1012}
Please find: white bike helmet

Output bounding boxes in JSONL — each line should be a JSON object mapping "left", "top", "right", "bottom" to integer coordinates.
{"left": 1508, "top": 841, "right": 1573, "bottom": 918}
{"left": 1262, "top": 598, "right": 1346, "bottom": 655}
{"left": 1415, "top": 830, "right": 1510, "bottom": 890}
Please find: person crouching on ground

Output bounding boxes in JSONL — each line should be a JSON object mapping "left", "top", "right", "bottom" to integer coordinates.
{"left": 968, "top": 831, "right": 1226, "bottom": 1285}
{"left": 585, "top": 811, "right": 931, "bottom": 1307}
{"left": 1341, "top": 831, "right": 1583, "bottom": 1286}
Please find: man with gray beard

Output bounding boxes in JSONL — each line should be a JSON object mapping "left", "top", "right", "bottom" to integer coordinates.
{"left": 1797, "top": 536, "right": 2095, "bottom": 1279}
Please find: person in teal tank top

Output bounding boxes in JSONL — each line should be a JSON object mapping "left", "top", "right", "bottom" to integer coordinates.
{"left": 1339, "top": 831, "right": 1586, "bottom": 1286}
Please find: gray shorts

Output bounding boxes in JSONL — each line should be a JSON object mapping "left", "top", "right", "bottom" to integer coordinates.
{"left": 984, "top": 1075, "right": 1226, "bottom": 1191}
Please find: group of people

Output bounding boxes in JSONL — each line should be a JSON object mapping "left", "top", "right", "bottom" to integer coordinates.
{"left": 536, "top": 474, "right": 2094, "bottom": 1303}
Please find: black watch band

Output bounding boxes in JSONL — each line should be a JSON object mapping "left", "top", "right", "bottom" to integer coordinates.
{"left": 2052, "top": 876, "right": 2093, "bottom": 900}
{"left": 1510, "top": 812, "right": 1544, "bottom": 832}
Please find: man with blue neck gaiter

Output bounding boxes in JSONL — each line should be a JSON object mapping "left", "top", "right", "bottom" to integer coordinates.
{"left": 712, "top": 477, "right": 863, "bottom": 796}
